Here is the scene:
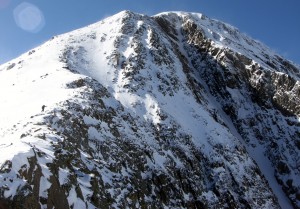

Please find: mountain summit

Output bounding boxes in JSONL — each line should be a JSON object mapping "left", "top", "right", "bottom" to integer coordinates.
{"left": 0, "top": 11, "right": 299, "bottom": 208}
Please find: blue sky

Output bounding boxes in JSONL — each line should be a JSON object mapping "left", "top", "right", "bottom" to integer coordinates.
{"left": 0, "top": 0, "right": 299, "bottom": 65}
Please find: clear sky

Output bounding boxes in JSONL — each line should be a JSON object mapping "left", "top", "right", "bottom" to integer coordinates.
{"left": 0, "top": 0, "right": 299, "bottom": 65}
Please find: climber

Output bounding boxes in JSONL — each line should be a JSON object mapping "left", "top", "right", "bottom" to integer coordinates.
{"left": 42, "top": 105, "right": 46, "bottom": 112}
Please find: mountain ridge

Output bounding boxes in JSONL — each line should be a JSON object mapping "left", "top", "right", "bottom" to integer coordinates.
{"left": 0, "top": 10, "right": 299, "bottom": 208}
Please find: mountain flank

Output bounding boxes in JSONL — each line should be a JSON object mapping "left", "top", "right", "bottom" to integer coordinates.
{"left": 0, "top": 11, "right": 299, "bottom": 208}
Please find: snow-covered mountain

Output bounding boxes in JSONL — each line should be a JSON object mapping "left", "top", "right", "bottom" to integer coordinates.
{"left": 0, "top": 10, "right": 299, "bottom": 208}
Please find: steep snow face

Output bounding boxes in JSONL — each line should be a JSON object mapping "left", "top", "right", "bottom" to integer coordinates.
{"left": 153, "top": 12, "right": 300, "bottom": 208}
{"left": 0, "top": 46, "right": 78, "bottom": 161}
{"left": 0, "top": 10, "right": 299, "bottom": 208}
